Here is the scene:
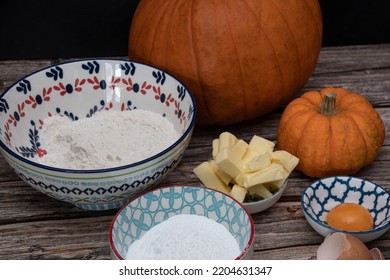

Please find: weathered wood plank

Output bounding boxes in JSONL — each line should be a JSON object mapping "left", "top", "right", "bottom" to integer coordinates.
{"left": 0, "top": 216, "right": 112, "bottom": 260}
{"left": 314, "top": 44, "right": 390, "bottom": 74}
{"left": 0, "top": 60, "right": 58, "bottom": 91}
{"left": 252, "top": 246, "right": 318, "bottom": 260}
{"left": 303, "top": 68, "right": 390, "bottom": 107}
{"left": 0, "top": 182, "right": 117, "bottom": 225}
{"left": 0, "top": 155, "right": 19, "bottom": 182}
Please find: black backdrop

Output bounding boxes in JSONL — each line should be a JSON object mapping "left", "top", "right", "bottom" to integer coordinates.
{"left": 1, "top": 0, "right": 389, "bottom": 60}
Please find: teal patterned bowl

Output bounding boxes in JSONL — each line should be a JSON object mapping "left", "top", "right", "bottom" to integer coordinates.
{"left": 0, "top": 59, "right": 196, "bottom": 210}
{"left": 109, "top": 185, "right": 255, "bottom": 260}
{"left": 301, "top": 176, "right": 390, "bottom": 242}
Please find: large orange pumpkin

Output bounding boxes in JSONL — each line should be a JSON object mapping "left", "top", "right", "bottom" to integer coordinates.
{"left": 128, "top": 0, "right": 323, "bottom": 126}
{"left": 277, "top": 88, "right": 386, "bottom": 178}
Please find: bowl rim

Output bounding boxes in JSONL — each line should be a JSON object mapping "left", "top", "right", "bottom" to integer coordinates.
{"left": 301, "top": 176, "right": 390, "bottom": 236}
{"left": 0, "top": 58, "right": 197, "bottom": 174}
{"left": 108, "top": 183, "right": 255, "bottom": 260}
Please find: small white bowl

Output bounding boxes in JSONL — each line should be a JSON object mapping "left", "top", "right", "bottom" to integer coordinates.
{"left": 301, "top": 176, "right": 390, "bottom": 242}
{"left": 109, "top": 185, "right": 255, "bottom": 260}
{"left": 243, "top": 181, "right": 288, "bottom": 214}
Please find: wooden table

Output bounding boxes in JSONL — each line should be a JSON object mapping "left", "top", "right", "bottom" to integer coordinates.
{"left": 0, "top": 44, "right": 389, "bottom": 260}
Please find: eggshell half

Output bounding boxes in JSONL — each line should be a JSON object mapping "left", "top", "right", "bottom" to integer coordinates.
{"left": 317, "top": 232, "right": 373, "bottom": 260}
{"left": 370, "top": 248, "right": 385, "bottom": 260}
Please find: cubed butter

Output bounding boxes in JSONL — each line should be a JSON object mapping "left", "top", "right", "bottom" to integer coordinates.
{"left": 209, "top": 160, "right": 232, "bottom": 185}
{"left": 242, "top": 148, "right": 260, "bottom": 164}
{"left": 215, "top": 148, "right": 242, "bottom": 178}
{"left": 212, "top": 139, "right": 220, "bottom": 159}
{"left": 243, "top": 152, "right": 271, "bottom": 172}
{"left": 248, "top": 184, "right": 273, "bottom": 199}
{"left": 230, "top": 184, "right": 247, "bottom": 203}
{"left": 218, "top": 132, "right": 238, "bottom": 151}
{"left": 193, "top": 131, "right": 296, "bottom": 204}
{"left": 233, "top": 172, "right": 245, "bottom": 186}
{"left": 271, "top": 150, "right": 299, "bottom": 173}
{"left": 264, "top": 168, "right": 289, "bottom": 191}
{"left": 244, "top": 163, "right": 285, "bottom": 188}
{"left": 265, "top": 179, "right": 286, "bottom": 192}
{"left": 248, "top": 135, "right": 275, "bottom": 155}
{"left": 230, "top": 139, "right": 249, "bottom": 159}
{"left": 193, "top": 162, "right": 231, "bottom": 194}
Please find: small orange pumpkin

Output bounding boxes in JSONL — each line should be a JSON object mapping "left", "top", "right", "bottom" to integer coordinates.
{"left": 277, "top": 88, "right": 385, "bottom": 178}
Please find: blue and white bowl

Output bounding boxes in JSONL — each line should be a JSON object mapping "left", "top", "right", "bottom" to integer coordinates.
{"left": 301, "top": 176, "right": 390, "bottom": 242}
{"left": 109, "top": 185, "right": 255, "bottom": 259}
{"left": 0, "top": 59, "right": 196, "bottom": 210}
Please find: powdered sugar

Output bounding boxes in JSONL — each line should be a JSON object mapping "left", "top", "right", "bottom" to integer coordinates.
{"left": 38, "top": 109, "right": 180, "bottom": 169}
{"left": 125, "top": 214, "right": 241, "bottom": 260}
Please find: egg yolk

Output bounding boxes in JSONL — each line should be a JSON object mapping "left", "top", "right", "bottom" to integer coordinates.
{"left": 326, "top": 203, "right": 373, "bottom": 231}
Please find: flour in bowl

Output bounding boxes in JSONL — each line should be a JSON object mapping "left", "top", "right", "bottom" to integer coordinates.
{"left": 125, "top": 214, "right": 241, "bottom": 260}
{"left": 38, "top": 109, "right": 180, "bottom": 169}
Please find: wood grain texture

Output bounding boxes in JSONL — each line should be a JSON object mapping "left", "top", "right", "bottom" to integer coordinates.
{"left": 0, "top": 44, "right": 389, "bottom": 260}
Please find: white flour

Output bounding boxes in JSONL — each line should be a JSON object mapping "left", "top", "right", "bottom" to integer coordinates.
{"left": 38, "top": 109, "right": 180, "bottom": 169}
{"left": 125, "top": 214, "right": 241, "bottom": 260}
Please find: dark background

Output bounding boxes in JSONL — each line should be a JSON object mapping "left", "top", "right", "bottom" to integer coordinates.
{"left": 1, "top": 0, "right": 389, "bottom": 60}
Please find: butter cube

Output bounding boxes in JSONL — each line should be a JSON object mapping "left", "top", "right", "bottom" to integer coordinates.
{"left": 212, "top": 139, "right": 220, "bottom": 159}
{"left": 230, "top": 139, "right": 249, "bottom": 159}
{"left": 271, "top": 150, "right": 299, "bottom": 173}
{"left": 193, "top": 162, "right": 231, "bottom": 194}
{"left": 219, "top": 132, "right": 238, "bottom": 151}
{"left": 248, "top": 184, "right": 273, "bottom": 199}
{"left": 233, "top": 172, "right": 245, "bottom": 186}
{"left": 243, "top": 152, "right": 271, "bottom": 172}
{"left": 209, "top": 160, "right": 232, "bottom": 185}
{"left": 215, "top": 148, "right": 242, "bottom": 178}
{"left": 244, "top": 163, "right": 285, "bottom": 188}
{"left": 264, "top": 169, "right": 289, "bottom": 191}
{"left": 265, "top": 179, "right": 286, "bottom": 192}
{"left": 248, "top": 135, "right": 275, "bottom": 155}
{"left": 242, "top": 148, "right": 260, "bottom": 163}
{"left": 230, "top": 184, "right": 247, "bottom": 203}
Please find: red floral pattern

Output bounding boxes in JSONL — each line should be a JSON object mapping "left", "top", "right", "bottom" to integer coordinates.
{"left": 1, "top": 61, "right": 193, "bottom": 158}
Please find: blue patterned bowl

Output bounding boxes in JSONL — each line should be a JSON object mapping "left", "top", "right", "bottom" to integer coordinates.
{"left": 301, "top": 176, "right": 390, "bottom": 242}
{"left": 0, "top": 59, "right": 196, "bottom": 210}
{"left": 109, "top": 185, "right": 255, "bottom": 259}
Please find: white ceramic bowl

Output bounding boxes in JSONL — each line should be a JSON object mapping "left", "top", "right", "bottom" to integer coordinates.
{"left": 243, "top": 181, "right": 288, "bottom": 214}
{"left": 301, "top": 176, "right": 390, "bottom": 242}
{"left": 0, "top": 59, "right": 196, "bottom": 210}
{"left": 109, "top": 185, "right": 255, "bottom": 260}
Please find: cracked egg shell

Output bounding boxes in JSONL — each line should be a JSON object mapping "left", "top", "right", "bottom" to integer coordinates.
{"left": 370, "top": 248, "right": 385, "bottom": 260}
{"left": 317, "top": 232, "right": 373, "bottom": 260}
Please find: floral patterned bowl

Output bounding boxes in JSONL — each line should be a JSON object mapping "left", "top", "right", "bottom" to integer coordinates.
{"left": 0, "top": 59, "right": 196, "bottom": 210}
{"left": 109, "top": 185, "right": 254, "bottom": 260}
{"left": 301, "top": 176, "right": 390, "bottom": 242}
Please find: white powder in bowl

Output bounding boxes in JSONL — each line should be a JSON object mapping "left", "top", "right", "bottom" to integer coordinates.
{"left": 125, "top": 214, "right": 241, "bottom": 260}
{"left": 38, "top": 109, "right": 180, "bottom": 169}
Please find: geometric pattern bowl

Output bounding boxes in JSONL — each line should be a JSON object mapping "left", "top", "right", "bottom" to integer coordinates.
{"left": 109, "top": 185, "right": 255, "bottom": 259}
{"left": 0, "top": 59, "right": 196, "bottom": 210}
{"left": 301, "top": 176, "right": 390, "bottom": 242}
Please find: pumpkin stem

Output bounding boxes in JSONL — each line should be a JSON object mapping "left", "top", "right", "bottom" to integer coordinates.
{"left": 320, "top": 93, "right": 337, "bottom": 116}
